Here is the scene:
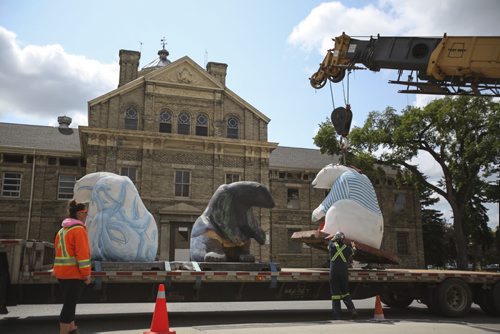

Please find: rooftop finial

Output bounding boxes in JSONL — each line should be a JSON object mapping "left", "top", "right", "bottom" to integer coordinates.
{"left": 142, "top": 37, "right": 171, "bottom": 70}
{"left": 158, "top": 37, "right": 169, "bottom": 60}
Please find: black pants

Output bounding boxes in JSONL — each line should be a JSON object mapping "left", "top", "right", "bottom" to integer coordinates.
{"left": 0, "top": 253, "right": 9, "bottom": 307}
{"left": 329, "top": 265, "right": 355, "bottom": 319}
{"left": 58, "top": 279, "right": 85, "bottom": 324}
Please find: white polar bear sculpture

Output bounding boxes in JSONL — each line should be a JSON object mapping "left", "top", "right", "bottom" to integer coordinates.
{"left": 73, "top": 172, "right": 158, "bottom": 262}
{"left": 311, "top": 164, "right": 384, "bottom": 249}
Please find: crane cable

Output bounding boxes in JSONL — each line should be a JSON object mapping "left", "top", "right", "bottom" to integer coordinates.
{"left": 340, "top": 70, "right": 352, "bottom": 164}
{"left": 329, "top": 80, "right": 335, "bottom": 110}
{"left": 342, "top": 69, "right": 351, "bottom": 105}
{"left": 330, "top": 79, "right": 348, "bottom": 163}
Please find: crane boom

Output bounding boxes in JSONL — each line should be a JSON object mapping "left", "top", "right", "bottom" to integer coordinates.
{"left": 310, "top": 33, "right": 500, "bottom": 96}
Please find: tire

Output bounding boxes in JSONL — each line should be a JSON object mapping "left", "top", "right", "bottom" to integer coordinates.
{"left": 475, "top": 289, "right": 500, "bottom": 316}
{"left": 380, "top": 292, "right": 414, "bottom": 309}
{"left": 495, "top": 282, "right": 500, "bottom": 312}
{"left": 422, "top": 288, "right": 440, "bottom": 315}
{"left": 478, "top": 282, "right": 500, "bottom": 315}
{"left": 435, "top": 278, "right": 472, "bottom": 317}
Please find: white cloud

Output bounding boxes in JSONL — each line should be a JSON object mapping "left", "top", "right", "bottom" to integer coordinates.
{"left": 288, "top": 2, "right": 399, "bottom": 54}
{"left": 413, "top": 94, "right": 441, "bottom": 108}
{"left": 288, "top": 0, "right": 500, "bottom": 55}
{"left": 409, "top": 150, "right": 443, "bottom": 182}
{"left": 0, "top": 26, "right": 118, "bottom": 127}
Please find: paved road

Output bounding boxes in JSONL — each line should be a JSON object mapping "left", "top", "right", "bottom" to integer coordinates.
{"left": 1, "top": 299, "right": 499, "bottom": 334}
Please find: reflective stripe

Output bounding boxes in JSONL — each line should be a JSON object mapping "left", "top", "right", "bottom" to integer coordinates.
{"left": 55, "top": 225, "right": 88, "bottom": 269}
{"left": 55, "top": 257, "right": 78, "bottom": 265}
{"left": 78, "top": 259, "right": 91, "bottom": 268}
{"left": 331, "top": 293, "right": 350, "bottom": 300}
{"left": 57, "top": 229, "right": 68, "bottom": 257}
{"left": 331, "top": 243, "right": 347, "bottom": 262}
{"left": 157, "top": 291, "right": 166, "bottom": 299}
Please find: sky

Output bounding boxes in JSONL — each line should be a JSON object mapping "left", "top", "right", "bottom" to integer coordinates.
{"left": 0, "top": 0, "right": 499, "bottom": 229}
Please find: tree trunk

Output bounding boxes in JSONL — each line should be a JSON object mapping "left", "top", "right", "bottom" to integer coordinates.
{"left": 452, "top": 208, "right": 468, "bottom": 270}
{"left": 496, "top": 228, "right": 500, "bottom": 267}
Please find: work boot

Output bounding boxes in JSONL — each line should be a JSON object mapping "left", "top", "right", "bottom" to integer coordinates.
{"left": 332, "top": 300, "right": 341, "bottom": 320}
{"left": 350, "top": 309, "right": 358, "bottom": 320}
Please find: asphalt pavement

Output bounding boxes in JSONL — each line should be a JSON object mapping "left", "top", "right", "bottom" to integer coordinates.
{"left": 96, "top": 320, "right": 500, "bottom": 334}
{"left": 2, "top": 299, "right": 499, "bottom": 334}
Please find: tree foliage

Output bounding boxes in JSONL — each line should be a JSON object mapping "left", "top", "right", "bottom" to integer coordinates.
{"left": 313, "top": 118, "right": 378, "bottom": 178}
{"left": 314, "top": 96, "right": 500, "bottom": 269}
{"left": 419, "top": 182, "right": 456, "bottom": 267}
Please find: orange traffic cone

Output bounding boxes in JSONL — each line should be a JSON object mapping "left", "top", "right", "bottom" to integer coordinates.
{"left": 144, "top": 284, "right": 176, "bottom": 334}
{"left": 373, "top": 295, "right": 385, "bottom": 321}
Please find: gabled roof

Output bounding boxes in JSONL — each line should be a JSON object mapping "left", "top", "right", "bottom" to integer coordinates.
{"left": 0, "top": 123, "right": 81, "bottom": 153}
{"left": 89, "top": 56, "right": 270, "bottom": 123}
{"left": 144, "top": 56, "right": 223, "bottom": 88}
{"left": 269, "top": 146, "right": 339, "bottom": 171}
{"left": 146, "top": 56, "right": 270, "bottom": 123}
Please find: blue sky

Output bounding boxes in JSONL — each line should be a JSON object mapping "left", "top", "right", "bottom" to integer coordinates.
{"left": 0, "top": 0, "right": 499, "bottom": 228}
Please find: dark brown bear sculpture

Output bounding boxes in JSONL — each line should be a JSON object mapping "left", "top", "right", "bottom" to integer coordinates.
{"left": 190, "top": 181, "right": 275, "bottom": 262}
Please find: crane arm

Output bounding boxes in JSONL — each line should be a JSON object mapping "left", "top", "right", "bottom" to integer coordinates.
{"left": 310, "top": 33, "right": 500, "bottom": 96}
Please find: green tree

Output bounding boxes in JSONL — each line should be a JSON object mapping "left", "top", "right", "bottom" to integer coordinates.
{"left": 313, "top": 118, "right": 378, "bottom": 178}
{"left": 419, "top": 186, "right": 449, "bottom": 267}
{"left": 314, "top": 96, "right": 500, "bottom": 270}
{"left": 396, "top": 172, "right": 455, "bottom": 267}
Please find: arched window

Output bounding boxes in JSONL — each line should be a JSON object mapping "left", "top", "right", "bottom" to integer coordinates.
{"left": 159, "top": 110, "right": 172, "bottom": 133}
{"left": 227, "top": 117, "right": 239, "bottom": 139}
{"left": 125, "top": 106, "right": 138, "bottom": 130}
{"left": 195, "top": 113, "right": 208, "bottom": 136}
{"left": 177, "top": 112, "right": 191, "bottom": 135}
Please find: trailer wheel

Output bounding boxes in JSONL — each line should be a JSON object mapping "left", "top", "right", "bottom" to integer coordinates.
{"left": 423, "top": 289, "right": 441, "bottom": 315}
{"left": 477, "top": 282, "right": 500, "bottom": 315}
{"left": 436, "top": 278, "right": 472, "bottom": 317}
{"left": 380, "top": 292, "right": 414, "bottom": 309}
{"left": 495, "top": 282, "right": 500, "bottom": 313}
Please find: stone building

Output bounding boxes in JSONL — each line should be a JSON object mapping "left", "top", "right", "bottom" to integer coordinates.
{"left": 0, "top": 46, "right": 424, "bottom": 268}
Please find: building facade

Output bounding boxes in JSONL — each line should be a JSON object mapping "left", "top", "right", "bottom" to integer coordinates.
{"left": 0, "top": 47, "right": 424, "bottom": 268}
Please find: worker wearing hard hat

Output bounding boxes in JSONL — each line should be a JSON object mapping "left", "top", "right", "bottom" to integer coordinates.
{"left": 326, "top": 231, "right": 358, "bottom": 320}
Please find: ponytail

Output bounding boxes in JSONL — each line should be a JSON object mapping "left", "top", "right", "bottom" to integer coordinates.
{"left": 68, "top": 199, "right": 86, "bottom": 219}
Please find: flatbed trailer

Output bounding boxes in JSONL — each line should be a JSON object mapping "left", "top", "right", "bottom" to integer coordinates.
{"left": 1, "top": 239, "right": 499, "bottom": 318}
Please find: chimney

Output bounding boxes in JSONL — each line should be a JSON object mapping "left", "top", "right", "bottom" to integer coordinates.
{"left": 119, "top": 50, "right": 141, "bottom": 87}
{"left": 206, "top": 62, "right": 228, "bottom": 86}
{"left": 57, "top": 116, "right": 72, "bottom": 128}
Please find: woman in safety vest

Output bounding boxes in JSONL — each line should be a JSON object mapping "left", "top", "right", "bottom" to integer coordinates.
{"left": 53, "top": 200, "right": 91, "bottom": 334}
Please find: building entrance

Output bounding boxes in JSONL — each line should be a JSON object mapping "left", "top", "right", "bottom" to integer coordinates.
{"left": 169, "top": 223, "right": 192, "bottom": 261}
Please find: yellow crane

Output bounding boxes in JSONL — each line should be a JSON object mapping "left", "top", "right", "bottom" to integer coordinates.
{"left": 311, "top": 33, "right": 500, "bottom": 96}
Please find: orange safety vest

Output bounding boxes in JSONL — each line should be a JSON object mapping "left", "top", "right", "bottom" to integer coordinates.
{"left": 53, "top": 224, "right": 91, "bottom": 280}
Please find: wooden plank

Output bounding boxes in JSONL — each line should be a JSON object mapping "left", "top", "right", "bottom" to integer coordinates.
{"left": 291, "top": 230, "right": 400, "bottom": 265}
